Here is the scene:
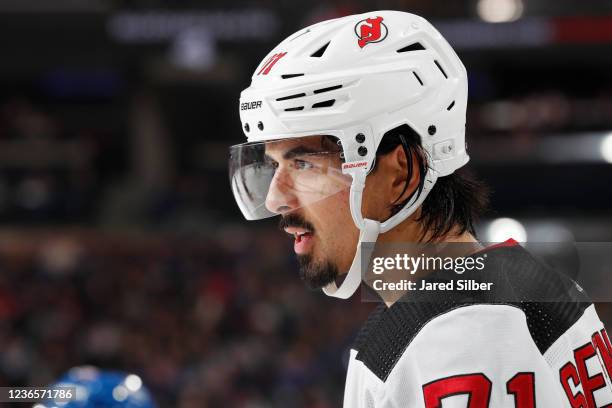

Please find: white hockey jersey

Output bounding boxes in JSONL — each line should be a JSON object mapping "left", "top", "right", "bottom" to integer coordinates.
{"left": 344, "top": 241, "right": 612, "bottom": 407}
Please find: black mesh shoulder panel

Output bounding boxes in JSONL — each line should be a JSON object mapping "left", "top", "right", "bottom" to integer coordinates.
{"left": 351, "top": 244, "right": 592, "bottom": 382}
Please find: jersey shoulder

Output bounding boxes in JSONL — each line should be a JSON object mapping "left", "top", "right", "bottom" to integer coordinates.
{"left": 352, "top": 244, "right": 592, "bottom": 382}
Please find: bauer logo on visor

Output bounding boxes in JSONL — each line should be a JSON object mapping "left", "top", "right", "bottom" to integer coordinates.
{"left": 342, "top": 161, "right": 368, "bottom": 171}
{"left": 355, "top": 16, "right": 388, "bottom": 48}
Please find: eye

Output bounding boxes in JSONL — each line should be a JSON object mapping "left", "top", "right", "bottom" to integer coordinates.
{"left": 293, "top": 159, "right": 314, "bottom": 170}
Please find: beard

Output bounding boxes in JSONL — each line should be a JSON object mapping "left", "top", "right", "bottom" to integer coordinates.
{"left": 296, "top": 253, "right": 339, "bottom": 290}
{"left": 280, "top": 212, "right": 340, "bottom": 289}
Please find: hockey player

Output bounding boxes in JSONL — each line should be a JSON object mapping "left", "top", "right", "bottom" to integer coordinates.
{"left": 229, "top": 10, "right": 612, "bottom": 407}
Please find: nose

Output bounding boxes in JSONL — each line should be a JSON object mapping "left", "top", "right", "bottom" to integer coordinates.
{"left": 265, "top": 169, "right": 299, "bottom": 215}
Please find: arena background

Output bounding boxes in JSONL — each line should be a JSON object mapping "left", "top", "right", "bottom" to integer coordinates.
{"left": 0, "top": 0, "right": 611, "bottom": 406}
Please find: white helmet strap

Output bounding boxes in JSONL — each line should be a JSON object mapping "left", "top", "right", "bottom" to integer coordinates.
{"left": 322, "top": 218, "right": 379, "bottom": 299}
{"left": 322, "top": 166, "right": 439, "bottom": 299}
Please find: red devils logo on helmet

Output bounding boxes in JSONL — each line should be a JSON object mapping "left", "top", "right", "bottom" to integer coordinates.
{"left": 354, "top": 16, "right": 388, "bottom": 48}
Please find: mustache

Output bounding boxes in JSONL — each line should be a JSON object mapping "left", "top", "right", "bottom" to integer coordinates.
{"left": 278, "top": 213, "right": 316, "bottom": 233}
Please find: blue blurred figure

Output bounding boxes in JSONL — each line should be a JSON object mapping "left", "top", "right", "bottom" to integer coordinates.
{"left": 36, "top": 366, "right": 157, "bottom": 408}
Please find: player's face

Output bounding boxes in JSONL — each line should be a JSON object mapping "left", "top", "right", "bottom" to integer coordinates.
{"left": 263, "top": 136, "right": 418, "bottom": 289}
{"left": 264, "top": 137, "right": 359, "bottom": 289}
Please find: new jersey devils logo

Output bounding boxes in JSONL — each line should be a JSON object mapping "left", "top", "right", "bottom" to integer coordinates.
{"left": 354, "top": 16, "right": 388, "bottom": 48}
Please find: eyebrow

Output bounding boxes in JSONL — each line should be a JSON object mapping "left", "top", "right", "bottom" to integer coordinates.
{"left": 283, "top": 145, "right": 322, "bottom": 159}
{"left": 265, "top": 145, "right": 323, "bottom": 162}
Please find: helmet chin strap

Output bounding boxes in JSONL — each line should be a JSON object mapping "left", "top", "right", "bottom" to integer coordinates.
{"left": 322, "top": 218, "right": 380, "bottom": 299}
{"left": 322, "top": 168, "right": 438, "bottom": 299}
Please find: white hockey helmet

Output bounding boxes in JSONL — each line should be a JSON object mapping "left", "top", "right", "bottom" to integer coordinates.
{"left": 230, "top": 10, "right": 469, "bottom": 299}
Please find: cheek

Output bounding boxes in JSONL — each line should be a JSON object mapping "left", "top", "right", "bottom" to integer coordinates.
{"left": 319, "top": 191, "right": 360, "bottom": 261}
{"left": 334, "top": 193, "right": 361, "bottom": 271}
{"left": 299, "top": 189, "right": 361, "bottom": 272}
{"left": 314, "top": 190, "right": 353, "bottom": 230}
{"left": 334, "top": 190, "right": 355, "bottom": 228}
{"left": 362, "top": 174, "right": 388, "bottom": 221}
{"left": 308, "top": 190, "right": 359, "bottom": 246}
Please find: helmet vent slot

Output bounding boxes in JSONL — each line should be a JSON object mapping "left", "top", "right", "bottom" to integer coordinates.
{"left": 313, "top": 84, "right": 342, "bottom": 94}
{"left": 276, "top": 93, "right": 306, "bottom": 101}
{"left": 312, "top": 99, "right": 335, "bottom": 108}
{"left": 447, "top": 100, "right": 455, "bottom": 111}
{"left": 397, "top": 42, "right": 426, "bottom": 53}
{"left": 284, "top": 106, "right": 304, "bottom": 112}
{"left": 281, "top": 73, "right": 304, "bottom": 79}
{"left": 311, "top": 41, "right": 330, "bottom": 58}
{"left": 434, "top": 60, "right": 448, "bottom": 79}
{"left": 412, "top": 72, "right": 424, "bottom": 86}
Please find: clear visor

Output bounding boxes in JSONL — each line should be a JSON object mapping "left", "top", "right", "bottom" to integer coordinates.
{"left": 229, "top": 135, "right": 351, "bottom": 220}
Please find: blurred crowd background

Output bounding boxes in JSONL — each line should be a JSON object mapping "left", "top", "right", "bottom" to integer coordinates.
{"left": 0, "top": 0, "right": 611, "bottom": 406}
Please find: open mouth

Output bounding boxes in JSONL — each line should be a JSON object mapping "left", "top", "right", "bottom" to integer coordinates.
{"left": 284, "top": 227, "right": 314, "bottom": 254}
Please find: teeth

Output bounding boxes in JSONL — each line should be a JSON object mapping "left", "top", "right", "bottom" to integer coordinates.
{"left": 286, "top": 229, "right": 311, "bottom": 239}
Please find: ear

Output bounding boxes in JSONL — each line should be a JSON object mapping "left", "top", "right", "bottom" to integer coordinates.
{"left": 362, "top": 145, "right": 422, "bottom": 221}
{"left": 388, "top": 144, "right": 421, "bottom": 206}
